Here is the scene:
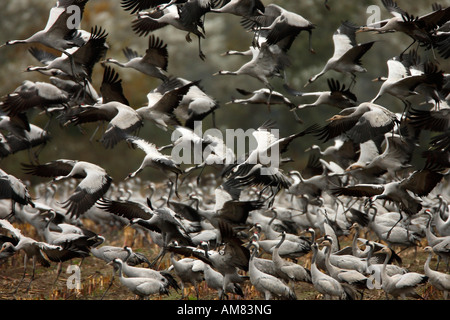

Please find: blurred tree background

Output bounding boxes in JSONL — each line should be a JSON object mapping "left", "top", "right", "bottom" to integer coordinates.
{"left": 0, "top": 0, "right": 448, "bottom": 186}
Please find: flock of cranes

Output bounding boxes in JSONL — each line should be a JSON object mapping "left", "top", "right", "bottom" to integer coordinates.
{"left": 0, "top": 0, "right": 449, "bottom": 300}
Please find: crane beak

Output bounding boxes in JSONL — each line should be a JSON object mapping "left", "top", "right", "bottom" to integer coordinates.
{"left": 355, "top": 27, "right": 367, "bottom": 33}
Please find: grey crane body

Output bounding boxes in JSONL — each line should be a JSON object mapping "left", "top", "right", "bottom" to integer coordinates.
{"left": 210, "top": 0, "right": 265, "bottom": 17}
{"left": 310, "top": 242, "right": 353, "bottom": 300}
{"left": 2, "top": 0, "right": 89, "bottom": 60}
{"left": 365, "top": 241, "right": 408, "bottom": 278}
{"left": 26, "top": 26, "right": 109, "bottom": 82}
{"left": 203, "top": 263, "right": 244, "bottom": 299}
{"left": 272, "top": 232, "right": 312, "bottom": 285}
{"left": 0, "top": 169, "right": 35, "bottom": 216}
{"left": 1, "top": 80, "right": 70, "bottom": 117}
{"left": 113, "top": 257, "right": 179, "bottom": 291}
{"left": 0, "top": 219, "right": 79, "bottom": 292}
{"left": 136, "top": 80, "right": 198, "bottom": 131}
{"left": 424, "top": 212, "right": 450, "bottom": 271}
{"left": 322, "top": 237, "right": 368, "bottom": 296}
{"left": 314, "top": 102, "right": 399, "bottom": 145}
{"left": 126, "top": 136, "right": 182, "bottom": 180}
{"left": 252, "top": 4, "right": 316, "bottom": 53}
{"left": 253, "top": 233, "right": 311, "bottom": 259}
{"left": 423, "top": 246, "right": 450, "bottom": 299}
{"left": 248, "top": 241, "right": 297, "bottom": 300}
{"left": 227, "top": 88, "right": 296, "bottom": 109}
{"left": 214, "top": 42, "right": 290, "bottom": 90}
{"left": 379, "top": 247, "right": 428, "bottom": 299}
{"left": 358, "top": 0, "right": 450, "bottom": 55}
{"left": 332, "top": 165, "right": 444, "bottom": 217}
{"left": 198, "top": 240, "right": 249, "bottom": 291}
{"left": 168, "top": 221, "right": 250, "bottom": 296}
{"left": 90, "top": 241, "right": 151, "bottom": 266}
{"left": 125, "top": 136, "right": 182, "bottom": 200}
{"left": 102, "top": 35, "right": 169, "bottom": 81}
{"left": 112, "top": 258, "right": 169, "bottom": 299}
{"left": 131, "top": 3, "right": 208, "bottom": 60}
{"left": 286, "top": 78, "right": 357, "bottom": 110}
{"left": 169, "top": 253, "right": 205, "bottom": 299}
{"left": 65, "top": 101, "right": 144, "bottom": 148}
{"left": 307, "top": 21, "right": 374, "bottom": 86}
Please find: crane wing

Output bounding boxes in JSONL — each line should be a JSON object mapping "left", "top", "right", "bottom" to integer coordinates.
{"left": 21, "top": 159, "right": 79, "bottom": 178}
{"left": 96, "top": 198, "right": 153, "bottom": 220}
{"left": 331, "top": 184, "right": 385, "bottom": 197}
{"left": 126, "top": 135, "right": 161, "bottom": 157}
{"left": 142, "top": 35, "right": 169, "bottom": 71}
{"left": 61, "top": 171, "right": 112, "bottom": 218}
{"left": 100, "top": 66, "right": 130, "bottom": 105}
{"left": 0, "top": 219, "right": 23, "bottom": 240}
{"left": 399, "top": 167, "right": 444, "bottom": 197}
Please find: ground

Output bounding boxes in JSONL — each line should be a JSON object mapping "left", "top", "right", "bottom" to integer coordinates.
{"left": 0, "top": 218, "right": 447, "bottom": 301}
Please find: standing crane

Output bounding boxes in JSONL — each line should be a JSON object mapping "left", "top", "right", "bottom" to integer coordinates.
{"left": 423, "top": 246, "right": 450, "bottom": 299}
{"left": 378, "top": 247, "right": 428, "bottom": 300}
{"left": 271, "top": 231, "right": 312, "bottom": 289}
{"left": 310, "top": 241, "right": 355, "bottom": 300}
{"left": 0, "top": 219, "right": 75, "bottom": 293}
{"left": 248, "top": 240, "right": 297, "bottom": 300}
{"left": 110, "top": 258, "right": 170, "bottom": 299}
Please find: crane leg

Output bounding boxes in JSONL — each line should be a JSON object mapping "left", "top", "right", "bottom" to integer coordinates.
{"left": 180, "top": 165, "right": 199, "bottom": 185}
{"left": 179, "top": 282, "right": 186, "bottom": 300}
{"left": 63, "top": 50, "right": 77, "bottom": 82}
{"left": 211, "top": 110, "right": 217, "bottom": 128}
{"left": 14, "top": 255, "right": 28, "bottom": 294}
{"left": 175, "top": 173, "right": 180, "bottom": 198}
{"left": 150, "top": 247, "right": 167, "bottom": 269}
{"left": 25, "top": 256, "right": 36, "bottom": 292}
{"left": 196, "top": 164, "right": 206, "bottom": 185}
{"left": 89, "top": 124, "right": 100, "bottom": 143}
{"left": 5, "top": 201, "right": 16, "bottom": 221}
{"left": 399, "top": 39, "right": 416, "bottom": 58}
{"left": 166, "top": 181, "right": 174, "bottom": 204}
{"left": 100, "top": 272, "right": 115, "bottom": 300}
{"left": 31, "top": 142, "right": 47, "bottom": 163}
{"left": 307, "top": 29, "right": 315, "bottom": 54}
{"left": 194, "top": 283, "right": 200, "bottom": 300}
{"left": 435, "top": 256, "right": 441, "bottom": 271}
{"left": 386, "top": 214, "right": 403, "bottom": 240}
{"left": 292, "top": 109, "right": 303, "bottom": 124}
{"left": 251, "top": 26, "right": 261, "bottom": 48}
{"left": 53, "top": 262, "right": 63, "bottom": 285}
{"left": 349, "top": 74, "right": 357, "bottom": 90}
{"left": 198, "top": 36, "right": 206, "bottom": 61}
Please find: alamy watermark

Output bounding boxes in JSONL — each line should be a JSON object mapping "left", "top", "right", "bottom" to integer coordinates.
{"left": 66, "top": 265, "right": 81, "bottom": 290}
{"left": 366, "top": 266, "right": 383, "bottom": 290}
{"left": 66, "top": 5, "right": 82, "bottom": 29}
{"left": 366, "top": 5, "right": 382, "bottom": 28}
{"left": 170, "top": 121, "right": 280, "bottom": 175}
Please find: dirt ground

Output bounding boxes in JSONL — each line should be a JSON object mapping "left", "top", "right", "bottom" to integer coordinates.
{"left": 0, "top": 218, "right": 447, "bottom": 301}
